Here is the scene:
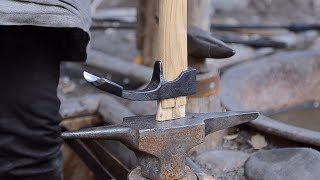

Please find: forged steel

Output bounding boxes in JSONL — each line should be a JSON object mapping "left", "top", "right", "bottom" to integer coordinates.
{"left": 62, "top": 111, "right": 259, "bottom": 180}
{"left": 84, "top": 61, "right": 197, "bottom": 101}
{"left": 188, "top": 25, "right": 235, "bottom": 59}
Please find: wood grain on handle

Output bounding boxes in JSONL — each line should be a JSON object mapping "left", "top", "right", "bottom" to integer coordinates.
{"left": 156, "top": 0, "right": 188, "bottom": 121}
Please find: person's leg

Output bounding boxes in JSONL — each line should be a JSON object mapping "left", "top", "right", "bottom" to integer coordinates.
{"left": 0, "top": 26, "right": 63, "bottom": 180}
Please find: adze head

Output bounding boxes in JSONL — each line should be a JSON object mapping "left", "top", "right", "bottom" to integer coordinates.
{"left": 83, "top": 61, "right": 197, "bottom": 101}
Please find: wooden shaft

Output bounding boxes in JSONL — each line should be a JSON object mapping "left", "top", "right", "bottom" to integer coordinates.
{"left": 156, "top": 0, "right": 188, "bottom": 121}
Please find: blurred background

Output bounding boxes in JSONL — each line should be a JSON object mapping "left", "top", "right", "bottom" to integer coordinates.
{"left": 60, "top": 0, "right": 320, "bottom": 180}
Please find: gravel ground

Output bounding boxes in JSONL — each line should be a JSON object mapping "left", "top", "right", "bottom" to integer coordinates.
{"left": 190, "top": 125, "right": 306, "bottom": 180}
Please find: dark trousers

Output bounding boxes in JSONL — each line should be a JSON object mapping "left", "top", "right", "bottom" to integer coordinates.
{"left": 0, "top": 26, "right": 63, "bottom": 180}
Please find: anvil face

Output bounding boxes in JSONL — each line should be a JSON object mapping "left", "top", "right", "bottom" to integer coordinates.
{"left": 122, "top": 114, "right": 205, "bottom": 132}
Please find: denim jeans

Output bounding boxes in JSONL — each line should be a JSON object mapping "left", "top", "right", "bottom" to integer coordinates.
{"left": 0, "top": 26, "right": 64, "bottom": 180}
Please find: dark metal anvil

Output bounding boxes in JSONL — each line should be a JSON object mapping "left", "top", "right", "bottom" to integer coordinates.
{"left": 62, "top": 111, "right": 258, "bottom": 180}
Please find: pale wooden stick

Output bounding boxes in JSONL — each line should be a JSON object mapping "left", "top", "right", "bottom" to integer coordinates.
{"left": 156, "top": 0, "right": 188, "bottom": 121}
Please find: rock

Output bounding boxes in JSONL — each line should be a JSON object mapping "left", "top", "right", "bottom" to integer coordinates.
{"left": 196, "top": 150, "right": 250, "bottom": 173}
{"left": 209, "top": 44, "right": 255, "bottom": 71}
{"left": 272, "top": 30, "right": 319, "bottom": 50}
{"left": 311, "top": 37, "right": 320, "bottom": 50}
{"left": 247, "top": 134, "right": 268, "bottom": 150}
{"left": 255, "top": 48, "right": 275, "bottom": 58}
{"left": 245, "top": 148, "right": 320, "bottom": 180}
{"left": 59, "top": 76, "right": 77, "bottom": 94}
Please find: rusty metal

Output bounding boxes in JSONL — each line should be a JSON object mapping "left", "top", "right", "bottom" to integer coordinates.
{"left": 62, "top": 111, "right": 258, "bottom": 180}
{"left": 188, "top": 57, "right": 210, "bottom": 74}
{"left": 190, "top": 72, "right": 220, "bottom": 98}
{"left": 84, "top": 61, "right": 197, "bottom": 101}
{"left": 220, "top": 50, "right": 320, "bottom": 147}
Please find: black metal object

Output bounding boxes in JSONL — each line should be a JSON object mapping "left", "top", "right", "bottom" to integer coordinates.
{"left": 64, "top": 139, "right": 115, "bottom": 180}
{"left": 188, "top": 25, "right": 235, "bottom": 59}
{"left": 91, "top": 19, "right": 136, "bottom": 30}
{"left": 62, "top": 111, "right": 259, "bottom": 180}
{"left": 84, "top": 61, "right": 197, "bottom": 101}
{"left": 84, "top": 140, "right": 132, "bottom": 180}
{"left": 91, "top": 18, "right": 235, "bottom": 60}
{"left": 65, "top": 137, "right": 135, "bottom": 180}
{"left": 219, "top": 36, "right": 287, "bottom": 49}
{"left": 211, "top": 23, "right": 320, "bottom": 33}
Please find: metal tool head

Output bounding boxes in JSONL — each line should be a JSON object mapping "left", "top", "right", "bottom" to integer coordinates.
{"left": 62, "top": 111, "right": 259, "bottom": 180}
{"left": 154, "top": 17, "right": 235, "bottom": 59}
{"left": 84, "top": 61, "right": 197, "bottom": 101}
{"left": 188, "top": 25, "right": 236, "bottom": 59}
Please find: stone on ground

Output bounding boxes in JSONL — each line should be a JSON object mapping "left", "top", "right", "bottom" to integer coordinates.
{"left": 245, "top": 148, "right": 320, "bottom": 180}
{"left": 196, "top": 150, "right": 250, "bottom": 173}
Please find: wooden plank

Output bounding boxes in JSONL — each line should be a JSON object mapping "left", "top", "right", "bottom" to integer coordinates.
{"left": 156, "top": 0, "right": 188, "bottom": 121}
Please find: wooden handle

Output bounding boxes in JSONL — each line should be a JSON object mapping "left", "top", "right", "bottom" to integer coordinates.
{"left": 156, "top": 0, "right": 188, "bottom": 121}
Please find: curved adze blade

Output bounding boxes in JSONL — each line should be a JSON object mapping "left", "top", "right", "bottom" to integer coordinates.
{"left": 84, "top": 61, "right": 196, "bottom": 101}
{"left": 84, "top": 71, "right": 123, "bottom": 96}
